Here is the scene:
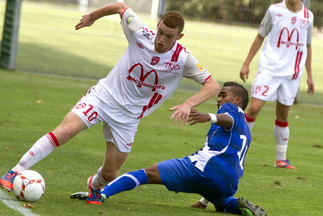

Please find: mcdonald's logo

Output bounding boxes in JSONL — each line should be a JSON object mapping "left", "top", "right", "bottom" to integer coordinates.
{"left": 277, "top": 27, "right": 300, "bottom": 49}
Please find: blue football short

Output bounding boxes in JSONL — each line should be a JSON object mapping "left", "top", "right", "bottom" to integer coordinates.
{"left": 158, "top": 156, "right": 234, "bottom": 208}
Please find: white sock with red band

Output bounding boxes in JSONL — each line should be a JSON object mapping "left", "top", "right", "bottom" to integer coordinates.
{"left": 12, "top": 132, "right": 59, "bottom": 173}
{"left": 90, "top": 167, "right": 111, "bottom": 190}
{"left": 244, "top": 114, "right": 255, "bottom": 130}
{"left": 274, "top": 120, "right": 289, "bottom": 161}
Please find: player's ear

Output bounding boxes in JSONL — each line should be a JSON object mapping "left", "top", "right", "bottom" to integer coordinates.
{"left": 234, "top": 96, "right": 243, "bottom": 107}
{"left": 177, "top": 33, "right": 184, "bottom": 40}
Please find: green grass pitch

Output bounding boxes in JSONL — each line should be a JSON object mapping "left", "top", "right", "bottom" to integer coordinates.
{"left": 0, "top": 1, "right": 323, "bottom": 215}
{"left": 0, "top": 69, "right": 323, "bottom": 216}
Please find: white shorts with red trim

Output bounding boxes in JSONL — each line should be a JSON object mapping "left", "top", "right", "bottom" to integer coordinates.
{"left": 71, "top": 86, "right": 139, "bottom": 153}
{"left": 251, "top": 72, "right": 301, "bottom": 106}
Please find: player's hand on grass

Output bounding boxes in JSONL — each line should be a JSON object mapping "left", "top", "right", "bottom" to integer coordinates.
{"left": 75, "top": 13, "right": 95, "bottom": 30}
{"left": 188, "top": 109, "right": 210, "bottom": 126}
{"left": 169, "top": 104, "right": 191, "bottom": 127}
{"left": 191, "top": 201, "right": 207, "bottom": 209}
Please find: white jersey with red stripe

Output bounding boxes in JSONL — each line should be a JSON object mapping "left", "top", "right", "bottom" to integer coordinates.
{"left": 258, "top": 0, "right": 313, "bottom": 79}
{"left": 94, "top": 8, "right": 211, "bottom": 120}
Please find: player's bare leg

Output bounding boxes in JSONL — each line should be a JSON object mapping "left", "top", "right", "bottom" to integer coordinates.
{"left": 52, "top": 112, "right": 88, "bottom": 144}
{"left": 244, "top": 98, "right": 266, "bottom": 130}
{"left": 86, "top": 142, "right": 128, "bottom": 205}
{"left": 101, "top": 142, "right": 129, "bottom": 182}
{"left": 245, "top": 97, "right": 266, "bottom": 119}
{"left": 275, "top": 101, "right": 290, "bottom": 122}
{"left": 144, "top": 164, "right": 163, "bottom": 184}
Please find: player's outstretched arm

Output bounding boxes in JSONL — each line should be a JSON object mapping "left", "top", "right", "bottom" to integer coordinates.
{"left": 75, "top": 2, "right": 128, "bottom": 30}
{"left": 188, "top": 109, "right": 233, "bottom": 128}
{"left": 169, "top": 77, "right": 219, "bottom": 127}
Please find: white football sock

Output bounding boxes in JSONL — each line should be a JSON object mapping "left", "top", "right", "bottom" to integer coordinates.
{"left": 274, "top": 121, "right": 289, "bottom": 161}
{"left": 244, "top": 114, "right": 255, "bottom": 130}
{"left": 90, "top": 167, "right": 110, "bottom": 190}
{"left": 12, "top": 133, "right": 59, "bottom": 172}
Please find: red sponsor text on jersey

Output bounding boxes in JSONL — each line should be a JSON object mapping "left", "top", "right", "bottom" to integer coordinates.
{"left": 277, "top": 27, "right": 303, "bottom": 49}
{"left": 127, "top": 63, "right": 165, "bottom": 91}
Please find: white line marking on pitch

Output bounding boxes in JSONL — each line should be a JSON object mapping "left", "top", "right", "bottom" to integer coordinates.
{"left": 0, "top": 190, "right": 39, "bottom": 216}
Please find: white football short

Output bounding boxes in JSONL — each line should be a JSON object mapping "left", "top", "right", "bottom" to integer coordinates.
{"left": 71, "top": 86, "right": 139, "bottom": 153}
{"left": 251, "top": 72, "right": 301, "bottom": 106}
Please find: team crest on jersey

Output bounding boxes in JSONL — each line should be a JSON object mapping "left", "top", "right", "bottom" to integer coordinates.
{"left": 126, "top": 15, "right": 134, "bottom": 24}
{"left": 291, "top": 17, "right": 297, "bottom": 25}
{"left": 151, "top": 56, "right": 160, "bottom": 65}
{"left": 136, "top": 42, "right": 144, "bottom": 49}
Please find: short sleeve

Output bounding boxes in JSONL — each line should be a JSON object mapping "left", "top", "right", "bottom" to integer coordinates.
{"left": 217, "top": 103, "right": 238, "bottom": 131}
{"left": 258, "top": 9, "right": 272, "bottom": 37}
{"left": 183, "top": 53, "right": 211, "bottom": 84}
{"left": 307, "top": 11, "right": 314, "bottom": 45}
{"left": 307, "top": 24, "right": 312, "bottom": 44}
{"left": 121, "top": 8, "right": 145, "bottom": 42}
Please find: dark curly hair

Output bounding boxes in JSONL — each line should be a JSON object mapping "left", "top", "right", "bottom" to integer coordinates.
{"left": 223, "top": 81, "right": 249, "bottom": 110}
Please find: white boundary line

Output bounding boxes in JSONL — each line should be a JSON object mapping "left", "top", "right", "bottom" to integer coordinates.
{"left": 0, "top": 190, "right": 39, "bottom": 216}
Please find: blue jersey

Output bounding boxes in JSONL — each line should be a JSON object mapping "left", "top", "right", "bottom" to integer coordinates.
{"left": 189, "top": 103, "right": 251, "bottom": 196}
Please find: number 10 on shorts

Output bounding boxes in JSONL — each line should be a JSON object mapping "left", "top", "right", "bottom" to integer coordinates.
{"left": 75, "top": 102, "right": 98, "bottom": 122}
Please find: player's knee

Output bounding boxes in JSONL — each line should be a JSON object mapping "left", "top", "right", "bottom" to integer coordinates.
{"left": 52, "top": 126, "right": 76, "bottom": 144}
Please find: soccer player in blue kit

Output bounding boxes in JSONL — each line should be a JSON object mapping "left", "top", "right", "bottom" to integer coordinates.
{"left": 71, "top": 82, "right": 267, "bottom": 216}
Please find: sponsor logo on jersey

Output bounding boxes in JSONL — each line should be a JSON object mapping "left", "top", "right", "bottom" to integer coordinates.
{"left": 151, "top": 56, "right": 160, "bottom": 65}
{"left": 126, "top": 15, "right": 134, "bottom": 24}
{"left": 276, "top": 13, "right": 283, "bottom": 17}
{"left": 291, "top": 17, "right": 297, "bottom": 25}
{"left": 163, "top": 62, "right": 180, "bottom": 71}
{"left": 277, "top": 27, "right": 303, "bottom": 49}
{"left": 127, "top": 63, "right": 165, "bottom": 91}
{"left": 197, "top": 63, "right": 205, "bottom": 72}
{"left": 142, "top": 27, "right": 155, "bottom": 40}
{"left": 260, "top": 20, "right": 265, "bottom": 27}
{"left": 299, "top": 19, "right": 309, "bottom": 29}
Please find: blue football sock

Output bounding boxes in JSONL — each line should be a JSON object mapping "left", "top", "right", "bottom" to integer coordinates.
{"left": 101, "top": 169, "right": 148, "bottom": 198}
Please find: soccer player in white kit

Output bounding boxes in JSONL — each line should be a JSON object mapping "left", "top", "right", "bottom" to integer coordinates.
{"left": 240, "top": 0, "right": 314, "bottom": 170}
{"left": 0, "top": 2, "right": 219, "bottom": 204}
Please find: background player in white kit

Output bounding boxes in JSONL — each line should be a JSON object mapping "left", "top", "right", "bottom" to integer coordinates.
{"left": 0, "top": 2, "right": 219, "bottom": 205}
{"left": 239, "top": 0, "right": 314, "bottom": 170}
